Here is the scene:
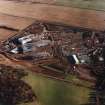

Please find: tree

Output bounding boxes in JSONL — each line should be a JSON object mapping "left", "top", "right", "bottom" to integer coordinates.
{"left": 0, "top": 64, "right": 36, "bottom": 105}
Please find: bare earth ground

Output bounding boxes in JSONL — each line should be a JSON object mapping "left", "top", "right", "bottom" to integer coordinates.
{"left": 0, "top": 29, "right": 17, "bottom": 42}
{"left": 1, "top": 0, "right": 105, "bottom": 30}
{"left": 0, "top": 1, "right": 97, "bottom": 84}
{"left": 0, "top": 13, "right": 34, "bottom": 30}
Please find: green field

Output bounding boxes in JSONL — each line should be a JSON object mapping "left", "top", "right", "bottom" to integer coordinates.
{"left": 21, "top": 70, "right": 92, "bottom": 105}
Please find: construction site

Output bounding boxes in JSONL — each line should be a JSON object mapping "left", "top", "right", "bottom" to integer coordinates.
{"left": 0, "top": 0, "right": 105, "bottom": 105}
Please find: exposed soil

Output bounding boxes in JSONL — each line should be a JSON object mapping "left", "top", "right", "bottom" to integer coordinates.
{"left": 0, "top": 21, "right": 99, "bottom": 85}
